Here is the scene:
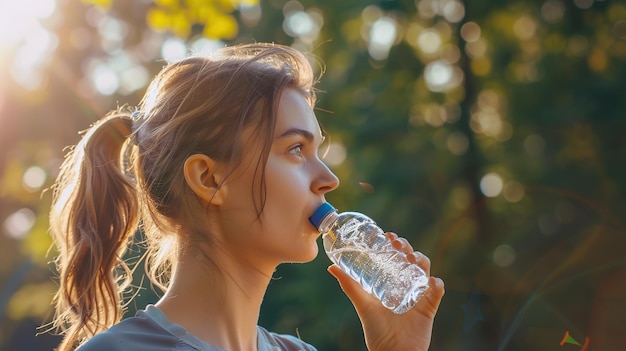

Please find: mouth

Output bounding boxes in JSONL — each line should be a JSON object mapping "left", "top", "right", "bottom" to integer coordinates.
{"left": 307, "top": 204, "right": 323, "bottom": 230}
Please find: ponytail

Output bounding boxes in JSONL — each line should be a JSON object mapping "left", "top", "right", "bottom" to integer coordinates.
{"left": 49, "top": 114, "right": 139, "bottom": 350}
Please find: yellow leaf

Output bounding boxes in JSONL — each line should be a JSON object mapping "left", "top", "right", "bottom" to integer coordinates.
{"left": 217, "top": 0, "right": 237, "bottom": 12}
{"left": 154, "top": 0, "right": 179, "bottom": 8}
{"left": 147, "top": 8, "right": 171, "bottom": 31}
{"left": 172, "top": 10, "right": 191, "bottom": 38}
{"left": 229, "top": 0, "right": 260, "bottom": 8}
{"left": 193, "top": 4, "right": 216, "bottom": 23}
{"left": 203, "top": 13, "right": 238, "bottom": 39}
{"left": 185, "top": 0, "right": 208, "bottom": 10}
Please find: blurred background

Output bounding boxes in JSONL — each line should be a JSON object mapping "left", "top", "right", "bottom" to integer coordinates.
{"left": 1, "top": 0, "right": 625, "bottom": 350}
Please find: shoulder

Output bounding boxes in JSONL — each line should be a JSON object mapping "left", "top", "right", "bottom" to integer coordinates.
{"left": 77, "top": 311, "right": 179, "bottom": 351}
{"left": 258, "top": 326, "right": 318, "bottom": 351}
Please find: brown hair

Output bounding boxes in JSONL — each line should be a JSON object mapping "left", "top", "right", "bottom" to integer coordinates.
{"left": 49, "top": 43, "right": 317, "bottom": 350}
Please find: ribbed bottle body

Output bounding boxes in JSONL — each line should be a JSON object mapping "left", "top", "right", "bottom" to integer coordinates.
{"left": 322, "top": 212, "right": 429, "bottom": 314}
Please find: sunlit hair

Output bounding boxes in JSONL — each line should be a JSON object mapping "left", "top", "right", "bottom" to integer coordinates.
{"left": 49, "top": 43, "right": 317, "bottom": 351}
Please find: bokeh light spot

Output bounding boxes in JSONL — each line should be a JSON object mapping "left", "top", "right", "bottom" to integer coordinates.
{"left": 119, "top": 65, "right": 150, "bottom": 95}
{"left": 285, "top": 11, "right": 314, "bottom": 37}
{"left": 361, "top": 5, "right": 383, "bottom": 23}
{"left": 513, "top": 16, "right": 537, "bottom": 40}
{"left": 0, "top": 0, "right": 56, "bottom": 47}
{"left": 420, "top": 103, "right": 446, "bottom": 127}
{"left": 322, "top": 142, "right": 347, "bottom": 166}
{"left": 470, "top": 111, "right": 501, "bottom": 137}
{"left": 502, "top": 181, "right": 525, "bottom": 203}
{"left": 416, "top": 0, "right": 436, "bottom": 20}
{"left": 442, "top": 0, "right": 465, "bottom": 23}
{"left": 587, "top": 48, "right": 607, "bottom": 72}
{"left": 574, "top": 0, "right": 594, "bottom": 9}
{"left": 446, "top": 131, "right": 469, "bottom": 155}
{"left": 240, "top": 2, "right": 262, "bottom": 27}
{"left": 466, "top": 38, "right": 488, "bottom": 58}
{"left": 4, "top": 208, "right": 36, "bottom": 240}
{"left": 22, "top": 166, "right": 47, "bottom": 192}
{"left": 5, "top": 15, "right": 58, "bottom": 90}
{"left": 541, "top": 0, "right": 565, "bottom": 23}
{"left": 98, "top": 16, "right": 127, "bottom": 44}
{"left": 493, "top": 244, "right": 516, "bottom": 267}
{"left": 368, "top": 16, "right": 398, "bottom": 61}
{"left": 161, "top": 37, "right": 188, "bottom": 63}
{"left": 283, "top": 0, "right": 304, "bottom": 15}
{"left": 424, "top": 60, "right": 455, "bottom": 92}
{"left": 480, "top": 172, "right": 504, "bottom": 197}
{"left": 460, "top": 22, "right": 481, "bottom": 43}
{"left": 91, "top": 64, "right": 119, "bottom": 96}
{"left": 417, "top": 29, "right": 442, "bottom": 54}
{"left": 440, "top": 43, "right": 461, "bottom": 63}
{"left": 191, "top": 38, "right": 224, "bottom": 55}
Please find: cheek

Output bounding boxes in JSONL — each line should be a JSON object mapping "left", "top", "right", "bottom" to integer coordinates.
{"left": 264, "top": 161, "right": 309, "bottom": 203}
{"left": 260, "top": 162, "right": 310, "bottom": 225}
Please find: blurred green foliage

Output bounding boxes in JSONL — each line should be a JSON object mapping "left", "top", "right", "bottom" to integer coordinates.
{"left": 1, "top": 0, "right": 625, "bottom": 350}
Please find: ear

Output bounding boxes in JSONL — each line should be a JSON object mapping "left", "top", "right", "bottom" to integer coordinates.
{"left": 183, "top": 154, "right": 224, "bottom": 206}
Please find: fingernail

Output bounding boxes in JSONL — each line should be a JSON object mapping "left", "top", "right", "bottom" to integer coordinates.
{"left": 392, "top": 240, "right": 402, "bottom": 250}
{"left": 327, "top": 265, "right": 338, "bottom": 277}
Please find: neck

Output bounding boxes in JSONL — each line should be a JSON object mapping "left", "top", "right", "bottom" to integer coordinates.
{"left": 155, "top": 242, "right": 275, "bottom": 351}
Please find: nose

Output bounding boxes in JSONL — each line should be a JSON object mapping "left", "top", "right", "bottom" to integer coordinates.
{"left": 312, "top": 159, "right": 339, "bottom": 195}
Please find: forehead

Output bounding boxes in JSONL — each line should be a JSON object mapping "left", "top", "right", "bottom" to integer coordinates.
{"left": 274, "top": 89, "right": 322, "bottom": 138}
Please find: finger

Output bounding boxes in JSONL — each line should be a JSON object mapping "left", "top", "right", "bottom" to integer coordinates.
{"left": 391, "top": 237, "right": 414, "bottom": 254}
{"left": 327, "top": 265, "right": 378, "bottom": 314}
{"left": 384, "top": 232, "right": 398, "bottom": 240}
{"left": 408, "top": 251, "right": 431, "bottom": 275}
{"left": 423, "top": 276, "right": 445, "bottom": 314}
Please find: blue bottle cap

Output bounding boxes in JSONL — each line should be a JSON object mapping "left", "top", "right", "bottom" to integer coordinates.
{"left": 309, "top": 202, "right": 336, "bottom": 228}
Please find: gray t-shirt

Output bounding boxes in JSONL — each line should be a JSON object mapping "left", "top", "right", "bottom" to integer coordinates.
{"left": 77, "top": 305, "right": 317, "bottom": 351}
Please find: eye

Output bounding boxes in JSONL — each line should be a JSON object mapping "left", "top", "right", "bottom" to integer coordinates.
{"left": 288, "top": 144, "right": 303, "bottom": 157}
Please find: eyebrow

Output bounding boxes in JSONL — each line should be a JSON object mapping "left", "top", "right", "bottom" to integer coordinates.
{"left": 275, "top": 128, "right": 317, "bottom": 143}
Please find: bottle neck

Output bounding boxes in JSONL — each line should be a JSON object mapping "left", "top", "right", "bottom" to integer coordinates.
{"left": 318, "top": 210, "right": 338, "bottom": 234}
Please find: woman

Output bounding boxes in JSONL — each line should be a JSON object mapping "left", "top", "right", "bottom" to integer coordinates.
{"left": 49, "top": 43, "right": 444, "bottom": 351}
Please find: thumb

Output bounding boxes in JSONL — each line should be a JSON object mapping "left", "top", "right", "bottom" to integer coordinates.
{"left": 327, "top": 264, "right": 378, "bottom": 314}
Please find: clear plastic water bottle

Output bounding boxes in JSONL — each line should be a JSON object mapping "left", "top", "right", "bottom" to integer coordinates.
{"left": 309, "top": 202, "right": 429, "bottom": 314}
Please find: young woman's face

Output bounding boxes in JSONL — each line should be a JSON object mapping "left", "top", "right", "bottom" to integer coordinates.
{"left": 214, "top": 88, "right": 339, "bottom": 272}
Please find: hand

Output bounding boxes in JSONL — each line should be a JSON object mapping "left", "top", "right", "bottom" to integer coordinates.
{"left": 327, "top": 232, "right": 445, "bottom": 351}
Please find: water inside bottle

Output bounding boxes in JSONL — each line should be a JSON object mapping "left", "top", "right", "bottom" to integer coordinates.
{"left": 323, "top": 219, "right": 429, "bottom": 313}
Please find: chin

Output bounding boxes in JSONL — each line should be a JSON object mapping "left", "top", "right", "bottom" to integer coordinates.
{"left": 302, "top": 251, "right": 319, "bottom": 263}
{"left": 290, "top": 246, "right": 319, "bottom": 264}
